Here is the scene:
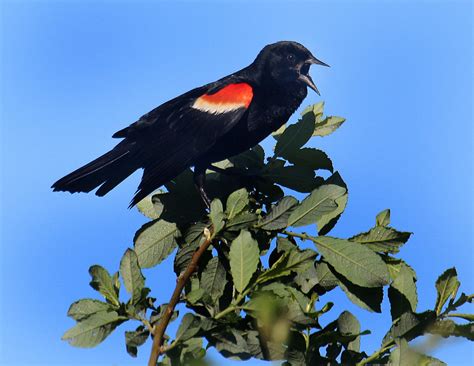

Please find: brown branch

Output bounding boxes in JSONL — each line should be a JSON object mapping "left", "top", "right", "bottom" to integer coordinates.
{"left": 147, "top": 227, "right": 214, "bottom": 366}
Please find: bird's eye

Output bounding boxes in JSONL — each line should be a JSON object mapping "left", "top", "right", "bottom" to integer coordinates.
{"left": 287, "top": 54, "right": 296, "bottom": 63}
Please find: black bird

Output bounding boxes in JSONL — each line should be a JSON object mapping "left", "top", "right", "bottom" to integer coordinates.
{"left": 52, "top": 41, "right": 328, "bottom": 207}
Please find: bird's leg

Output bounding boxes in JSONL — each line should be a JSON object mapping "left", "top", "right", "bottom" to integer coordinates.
{"left": 193, "top": 166, "right": 211, "bottom": 209}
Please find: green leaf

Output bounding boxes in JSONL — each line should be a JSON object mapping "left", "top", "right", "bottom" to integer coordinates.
{"left": 229, "top": 230, "right": 260, "bottom": 293}
{"left": 274, "top": 112, "right": 316, "bottom": 157}
{"left": 294, "top": 263, "right": 319, "bottom": 294}
{"left": 136, "top": 193, "right": 164, "bottom": 220}
{"left": 389, "top": 262, "right": 418, "bottom": 317}
{"left": 257, "top": 248, "right": 316, "bottom": 284}
{"left": 229, "top": 145, "right": 265, "bottom": 170}
{"left": 134, "top": 220, "right": 180, "bottom": 268}
{"left": 271, "top": 124, "right": 286, "bottom": 140}
{"left": 428, "top": 319, "right": 474, "bottom": 341}
{"left": 349, "top": 226, "right": 411, "bottom": 254}
{"left": 201, "top": 257, "right": 227, "bottom": 302}
{"left": 226, "top": 212, "right": 259, "bottom": 231}
{"left": 186, "top": 288, "right": 207, "bottom": 305}
{"left": 383, "top": 311, "right": 436, "bottom": 344}
{"left": 67, "top": 299, "right": 113, "bottom": 321}
{"left": 338, "top": 311, "right": 361, "bottom": 352}
{"left": 313, "top": 116, "right": 345, "bottom": 137}
{"left": 337, "top": 276, "right": 384, "bottom": 312}
{"left": 264, "top": 164, "right": 321, "bottom": 193}
{"left": 176, "top": 313, "right": 202, "bottom": 342}
{"left": 257, "top": 196, "right": 298, "bottom": 230}
{"left": 435, "top": 268, "right": 460, "bottom": 315}
{"left": 125, "top": 326, "right": 149, "bottom": 358}
{"left": 314, "top": 261, "right": 339, "bottom": 290}
{"left": 226, "top": 188, "right": 249, "bottom": 219}
{"left": 390, "top": 338, "right": 447, "bottom": 366}
{"left": 312, "top": 236, "right": 390, "bottom": 287}
{"left": 376, "top": 209, "right": 390, "bottom": 227}
{"left": 89, "top": 265, "right": 120, "bottom": 307}
{"left": 302, "top": 101, "right": 325, "bottom": 118}
{"left": 287, "top": 184, "right": 347, "bottom": 228}
{"left": 284, "top": 148, "right": 333, "bottom": 172}
{"left": 209, "top": 199, "right": 225, "bottom": 236}
{"left": 120, "top": 249, "right": 145, "bottom": 305}
{"left": 62, "top": 310, "right": 125, "bottom": 348}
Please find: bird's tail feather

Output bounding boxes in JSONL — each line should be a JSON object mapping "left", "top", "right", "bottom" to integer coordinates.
{"left": 52, "top": 142, "right": 140, "bottom": 197}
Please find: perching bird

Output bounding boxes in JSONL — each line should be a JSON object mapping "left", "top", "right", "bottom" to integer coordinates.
{"left": 52, "top": 41, "right": 328, "bottom": 208}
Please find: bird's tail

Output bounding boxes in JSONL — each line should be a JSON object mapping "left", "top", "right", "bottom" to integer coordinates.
{"left": 52, "top": 141, "right": 140, "bottom": 197}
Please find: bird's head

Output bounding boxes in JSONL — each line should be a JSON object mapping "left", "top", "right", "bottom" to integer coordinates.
{"left": 254, "top": 41, "right": 329, "bottom": 95}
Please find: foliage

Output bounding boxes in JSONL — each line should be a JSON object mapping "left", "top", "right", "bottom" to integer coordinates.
{"left": 62, "top": 102, "right": 473, "bottom": 365}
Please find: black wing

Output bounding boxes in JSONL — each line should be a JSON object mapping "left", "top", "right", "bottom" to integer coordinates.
{"left": 118, "top": 78, "right": 255, "bottom": 206}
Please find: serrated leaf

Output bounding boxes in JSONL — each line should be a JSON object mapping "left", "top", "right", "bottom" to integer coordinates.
{"left": 226, "top": 212, "right": 258, "bottom": 231}
{"left": 229, "top": 230, "right": 260, "bottom": 293}
{"left": 349, "top": 226, "right": 411, "bottom": 254}
{"left": 257, "top": 196, "right": 298, "bottom": 230}
{"left": 428, "top": 319, "right": 474, "bottom": 341}
{"left": 302, "top": 102, "right": 325, "bottom": 120}
{"left": 287, "top": 184, "right": 347, "bottom": 228}
{"left": 226, "top": 188, "right": 249, "bottom": 219}
{"left": 210, "top": 199, "right": 225, "bottom": 235}
{"left": 89, "top": 265, "right": 120, "bottom": 307}
{"left": 264, "top": 164, "right": 321, "bottom": 193}
{"left": 376, "top": 209, "right": 390, "bottom": 227}
{"left": 186, "top": 288, "right": 206, "bottom": 305}
{"left": 67, "top": 299, "right": 112, "bottom": 321}
{"left": 284, "top": 148, "right": 333, "bottom": 172}
{"left": 257, "top": 248, "right": 316, "bottom": 284}
{"left": 201, "top": 257, "right": 227, "bottom": 302}
{"left": 390, "top": 262, "right": 418, "bottom": 315}
{"left": 62, "top": 311, "right": 125, "bottom": 348}
{"left": 125, "top": 326, "right": 149, "bottom": 357}
{"left": 338, "top": 311, "right": 361, "bottom": 351}
{"left": 274, "top": 113, "right": 316, "bottom": 157}
{"left": 271, "top": 124, "right": 286, "bottom": 140}
{"left": 136, "top": 193, "right": 164, "bottom": 220}
{"left": 316, "top": 172, "right": 348, "bottom": 235}
{"left": 435, "top": 268, "right": 460, "bottom": 315}
{"left": 176, "top": 313, "right": 201, "bottom": 342}
{"left": 312, "top": 236, "right": 390, "bottom": 287}
{"left": 134, "top": 220, "right": 180, "bottom": 268}
{"left": 229, "top": 145, "right": 265, "bottom": 170}
{"left": 313, "top": 116, "right": 345, "bottom": 137}
{"left": 383, "top": 311, "right": 436, "bottom": 344}
{"left": 338, "top": 276, "right": 383, "bottom": 312}
{"left": 294, "top": 263, "right": 319, "bottom": 294}
{"left": 315, "top": 261, "right": 339, "bottom": 290}
{"left": 120, "top": 249, "right": 145, "bottom": 305}
{"left": 390, "top": 338, "right": 447, "bottom": 366}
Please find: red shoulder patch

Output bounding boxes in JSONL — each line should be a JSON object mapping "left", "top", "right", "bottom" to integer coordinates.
{"left": 192, "top": 83, "right": 253, "bottom": 114}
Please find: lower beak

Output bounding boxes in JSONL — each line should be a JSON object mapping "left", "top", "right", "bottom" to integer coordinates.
{"left": 299, "top": 74, "right": 320, "bottom": 95}
{"left": 298, "top": 56, "right": 329, "bottom": 95}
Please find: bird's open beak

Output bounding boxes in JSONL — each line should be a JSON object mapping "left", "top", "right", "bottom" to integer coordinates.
{"left": 298, "top": 56, "right": 329, "bottom": 96}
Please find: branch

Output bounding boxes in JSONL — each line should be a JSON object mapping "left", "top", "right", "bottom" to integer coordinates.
{"left": 147, "top": 227, "right": 214, "bottom": 366}
{"left": 356, "top": 343, "right": 393, "bottom": 366}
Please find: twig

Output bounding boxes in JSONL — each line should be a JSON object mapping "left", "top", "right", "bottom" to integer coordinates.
{"left": 147, "top": 227, "right": 214, "bottom": 366}
{"left": 356, "top": 343, "right": 393, "bottom": 366}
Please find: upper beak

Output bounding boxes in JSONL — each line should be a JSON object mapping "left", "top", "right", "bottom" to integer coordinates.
{"left": 298, "top": 56, "right": 329, "bottom": 96}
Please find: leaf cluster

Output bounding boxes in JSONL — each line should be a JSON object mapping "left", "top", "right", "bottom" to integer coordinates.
{"left": 63, "top": 102, "right": 473, "bottom": 365}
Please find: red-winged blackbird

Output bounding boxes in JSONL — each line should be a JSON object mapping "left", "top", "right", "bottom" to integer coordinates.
{"left": 52, "top": 41, "right": 328, "bottom": 207}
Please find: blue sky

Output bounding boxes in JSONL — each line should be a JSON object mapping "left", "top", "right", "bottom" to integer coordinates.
{"left": 0, "top": 0, "right": 472, "bottom": 365}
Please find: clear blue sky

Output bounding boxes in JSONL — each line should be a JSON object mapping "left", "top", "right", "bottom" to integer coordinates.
{"left": 1, "top": 0, "right": 472, "bottom": 365}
